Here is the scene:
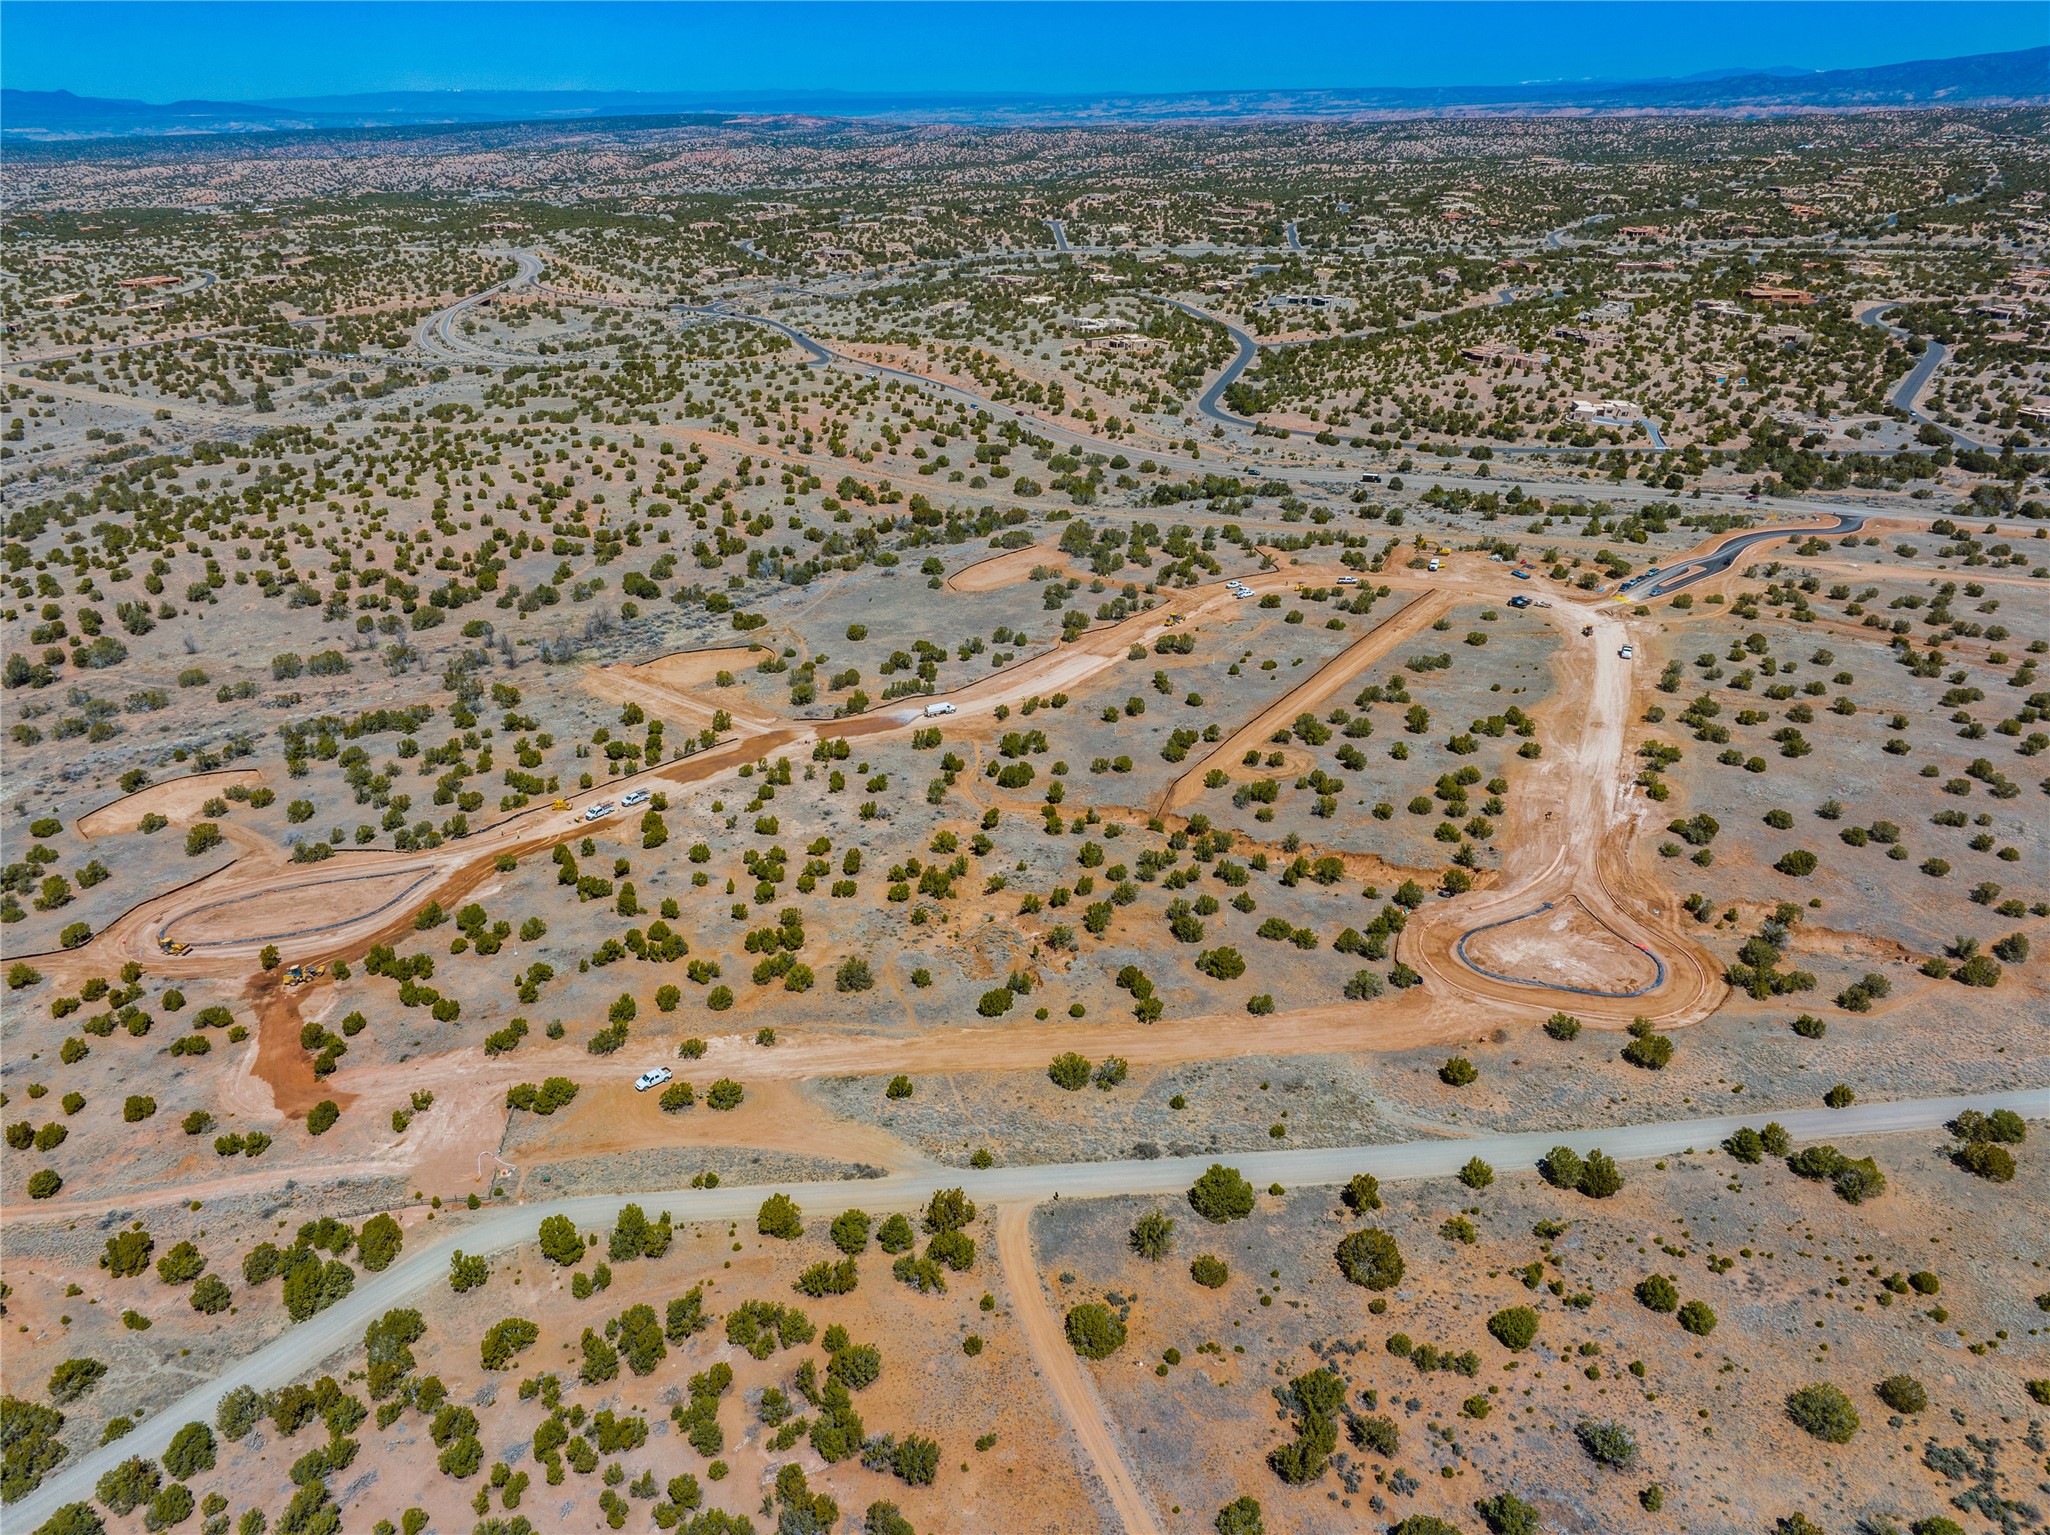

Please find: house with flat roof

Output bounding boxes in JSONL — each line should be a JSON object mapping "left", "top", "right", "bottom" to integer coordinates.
{"left": 1569, "top": 398, "right": 1643, "bottom": 424}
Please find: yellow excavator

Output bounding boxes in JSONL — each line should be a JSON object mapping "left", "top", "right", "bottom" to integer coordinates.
{"left": 551, "top": 797, "right": 571, "bottom": 811}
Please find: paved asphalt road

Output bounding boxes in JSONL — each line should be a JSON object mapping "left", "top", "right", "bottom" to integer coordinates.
{"left": 1640, "top": 511, "right": 1866, "bottom": 597}
{"left": 1857, "top": 301, "right": 1982, "bottom": 451}
{"left": 678, "top": 303, "right": 832, "bottom": 366}
{"left": 1047, "top": 218, "right": 1071, "bottom": 254}
{"left": 417, "top": 250, "right": 541, "bottom": 356}
{"left": 1155, "top": 296, "right": 1263, "bottom": 429}
{"left": 13, "top": 1085, "right": 2041, "bottom": 1527}
{"left": 1284, "top": 220, "right": 1304, "bottom": 252}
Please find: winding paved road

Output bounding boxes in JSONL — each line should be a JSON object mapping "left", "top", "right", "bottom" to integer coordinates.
{"left": 415, "top": 250, "right": 542, "bottom": 360}
{"left": 1857, "top": 301, "right": 1983, "bottom": 451}
{"left": 1638, "top": 511, "right": 1865, "bottom": 598}
{"left": 12, "top": 1086, "right": 2039, "bottom": 1529}
{"left": 1154, "top": 296, "right": 1262, "bottom": 429}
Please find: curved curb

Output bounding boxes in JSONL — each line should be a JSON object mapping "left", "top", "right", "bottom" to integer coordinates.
{"left": 159, "top": 868, "right": 441, "bottom": 949}
{"left": 1454, "top": 901, "right": 1668, "bottom": 1000}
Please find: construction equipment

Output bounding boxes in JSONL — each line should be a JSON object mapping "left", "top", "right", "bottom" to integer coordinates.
{"left": 282, "top": 962, "right": 329, "bottom": 987}
{"left": 158, "top": 938, "right": 191, "bottom": 956}
{"left": 551, "top": 798, "right": 571, "bottom": 811}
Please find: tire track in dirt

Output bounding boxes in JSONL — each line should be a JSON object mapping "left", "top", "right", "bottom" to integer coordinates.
{"left": 996, "top": 1205, "right": 1167, "bottom": 1535}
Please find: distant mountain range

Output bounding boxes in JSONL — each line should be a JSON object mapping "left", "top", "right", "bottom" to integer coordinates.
{"left": 4, "top": 46, "right": 2044, "bottom": 141}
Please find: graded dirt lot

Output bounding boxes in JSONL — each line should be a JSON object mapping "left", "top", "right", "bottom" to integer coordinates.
{"left": 946, "top": 543, "right": 1072, "bottom": 593}
{"left": 74, "top": 769, "right": 268, "bottom": 838}
{"left": 1456, "top": 896, "right": 1663, "bottom": 996}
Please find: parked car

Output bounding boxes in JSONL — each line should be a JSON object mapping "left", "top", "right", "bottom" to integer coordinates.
{"left": 622, "top": 789, "right": 652, "bottom": 807}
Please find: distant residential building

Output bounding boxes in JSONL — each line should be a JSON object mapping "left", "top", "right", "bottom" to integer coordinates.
{"left": 1694, "top": 298, "right": 1748, "bottom": 318}
{"left": 1740, "top": 285, "right": 1818, "bottom": 307}
{"left": 1460, "top": 343, "right": 1547, "bottom": 369}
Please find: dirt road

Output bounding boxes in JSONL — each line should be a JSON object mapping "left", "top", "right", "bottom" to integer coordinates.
{"left": 11, "top": 1086, "right": 2040, "bottom": 1532}
{"left": 34, "top": 572, "right": 1271, "bottom": 985}
{"left": 25, "top": 546, "right": 1778, "bottom": 1225}
{"left": 1401, "top": 592, "right": 1726, "bottom": 1028}
{"left": 996, "top": 1206, "right": 1168, "bottom": 1535}
{"left": 1158, "top": 587, "right": 1452, "bottom": 814}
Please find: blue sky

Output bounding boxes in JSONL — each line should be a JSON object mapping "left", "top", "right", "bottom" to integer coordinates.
{"left": 3, "top": 2, "right": 2043, "bottom": 103}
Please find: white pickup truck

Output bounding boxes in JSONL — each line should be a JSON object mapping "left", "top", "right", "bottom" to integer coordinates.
{"left": 582, "top": 802, "right": 616, "bottom": 822}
